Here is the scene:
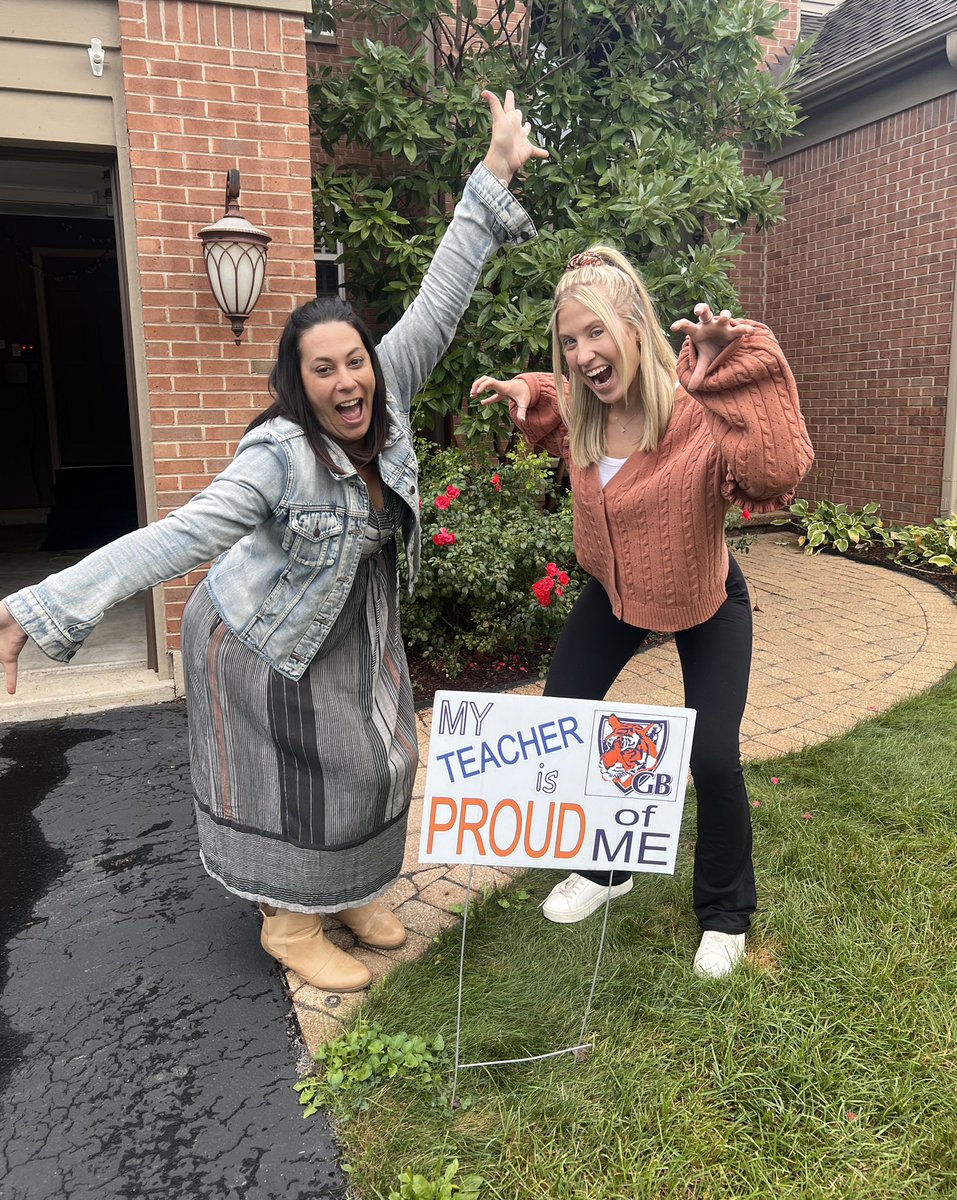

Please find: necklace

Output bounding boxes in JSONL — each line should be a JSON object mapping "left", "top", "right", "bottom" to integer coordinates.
{"left": 609, "top": 405, "right": 642, "bottom": 436}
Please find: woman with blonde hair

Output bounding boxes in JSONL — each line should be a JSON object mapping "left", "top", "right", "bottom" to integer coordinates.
{"left": 471, "top": 246, "right": 813, "bottom": 978}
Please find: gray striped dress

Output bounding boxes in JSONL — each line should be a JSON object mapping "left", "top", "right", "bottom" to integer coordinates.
{"left": 181, "top": 488, "right": 418, "bottom": 913}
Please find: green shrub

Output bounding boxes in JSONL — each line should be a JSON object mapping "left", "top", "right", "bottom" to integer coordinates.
{"left": 781, "top": 499, "right": 892, "bottom": 554}
{"left": 402, "top": 441, "right": 582, "bottom": 673}
{"left": 891, "top": 515, "right": 957, "bottom": 574}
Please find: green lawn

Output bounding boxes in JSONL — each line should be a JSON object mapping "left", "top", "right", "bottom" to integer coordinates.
{"left": 319, "top": 671, "right": 957, "bottom": 1199}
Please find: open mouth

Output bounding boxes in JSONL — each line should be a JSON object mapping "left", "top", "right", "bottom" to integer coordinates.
{"left": 586, "top": 365, "right": 613, "bottom": 387}
{"left": 336, "top": 396, "right": 366, "bottom": 426}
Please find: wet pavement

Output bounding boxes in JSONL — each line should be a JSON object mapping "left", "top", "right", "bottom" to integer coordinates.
{"left": 0, "top": 705, "right": 345, "bottom": 1200}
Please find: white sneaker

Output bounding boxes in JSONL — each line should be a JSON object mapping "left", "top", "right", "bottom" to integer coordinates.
{"left": 542, "top": 873, "right": 633, "bottom": 924}
{"left": 693, "top": 930, "right": 746, "bottom": 979}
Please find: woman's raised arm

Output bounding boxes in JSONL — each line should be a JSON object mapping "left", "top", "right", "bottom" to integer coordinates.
{"left": 375, "top": 91, "right": 546, "bottom": 412}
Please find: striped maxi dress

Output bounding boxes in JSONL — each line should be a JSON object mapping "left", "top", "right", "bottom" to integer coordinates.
{"left": 180, "top": 487, "right": 419, "bottom": 913}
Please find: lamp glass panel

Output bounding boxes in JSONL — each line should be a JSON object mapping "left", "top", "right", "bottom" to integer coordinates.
{"left": 204, "top": 240, "right": 267, "bottom": 318}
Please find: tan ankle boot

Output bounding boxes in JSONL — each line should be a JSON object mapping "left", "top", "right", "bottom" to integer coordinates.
{"left": 337, "top": 902, "right": 407, "bottom": 949}
{"left": 260, "top": 905, "right": 372, "bottom": 991}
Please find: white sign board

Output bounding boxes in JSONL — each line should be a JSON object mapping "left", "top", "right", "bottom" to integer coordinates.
{"left": 420, "top": 691, "right": 696, "bottom": 874}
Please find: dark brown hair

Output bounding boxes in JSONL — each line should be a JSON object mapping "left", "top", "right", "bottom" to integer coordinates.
{"left": 247, "top": 295, "right": 389, "bottom": 471}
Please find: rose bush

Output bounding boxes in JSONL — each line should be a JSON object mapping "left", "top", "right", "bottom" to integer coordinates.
{"left": 401, "top": 442, "right": 582, "bottom": 673}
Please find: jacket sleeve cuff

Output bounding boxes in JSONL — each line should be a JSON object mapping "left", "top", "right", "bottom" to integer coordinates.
{"left": 465, "top": 163, "right": 537, "bottom": 245}
{"left": 4, "top": 588, "right": 87, "bottom": 663}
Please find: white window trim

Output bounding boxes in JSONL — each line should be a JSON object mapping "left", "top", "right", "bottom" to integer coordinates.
{"left": 314, "top": 243, "right": 345, "bottom": 297}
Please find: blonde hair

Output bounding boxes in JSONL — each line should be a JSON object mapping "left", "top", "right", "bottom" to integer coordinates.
{"left": 550, "top": 245, "right": 677, "bottom": 469}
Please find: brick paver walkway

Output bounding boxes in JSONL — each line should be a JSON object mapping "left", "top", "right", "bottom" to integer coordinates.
{"left": 291, "top": 534, "right": 957, "bottom": 1049}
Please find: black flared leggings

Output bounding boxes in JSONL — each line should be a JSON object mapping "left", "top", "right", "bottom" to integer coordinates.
{"left": 543, "top": 558, "right": 756, "bottom": 933}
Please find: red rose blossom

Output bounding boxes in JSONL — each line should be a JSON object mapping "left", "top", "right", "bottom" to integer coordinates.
{"left": 557, "top": 571, "right": 570, "bottom": 586}
{"left": 491, "top": 473, "right": 501, "bottom": 492}
{"left": 742, "top": 507, "right": 752, "bottom": 520}
{"left": 434, "top": 494, "right": 451, "bottom": 510}
{"left": 545, "top": 563, "right": 559, "bottom": 577}
{"left": 532, "top": 577, "right": 555, "bottom": 607}
{"left": 446, "top": 485, "right": 460, "bottom": 499}
{"left": 432, "top": 527, "right": 456, "bottom": 547}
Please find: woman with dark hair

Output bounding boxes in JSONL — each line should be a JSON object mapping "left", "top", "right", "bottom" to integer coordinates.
{"left": 0, "top": 91, "right": 545, "bottom": 993}
{"left": 472, "top": 246, "right": 813, "bottom": 979}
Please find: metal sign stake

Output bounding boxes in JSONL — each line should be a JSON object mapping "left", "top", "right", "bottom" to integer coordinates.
{"left": 449, "top": 873, "right": 617, "bottom": 1108}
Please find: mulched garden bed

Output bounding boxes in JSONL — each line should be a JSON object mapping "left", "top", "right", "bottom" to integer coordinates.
{"left": 408, "top": 631, "right": 672, "bottom": 709}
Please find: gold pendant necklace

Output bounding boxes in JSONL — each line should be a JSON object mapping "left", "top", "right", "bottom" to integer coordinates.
{"left": 610, "top": 406, "right": 641, "bottom": 436}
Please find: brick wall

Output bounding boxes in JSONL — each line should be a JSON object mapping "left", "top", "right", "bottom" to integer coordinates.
{"left": 759, "top": 0, "right": 800, "bottom": 62}
{"left": 734, "top": 0, "right": 799, "bottom": 318}
{"left": 732, "top": 146, "right": 769, "bottom": 320}
{"left": 118, "top": 0, "right": 316, "bottom": 653}
{"left": 743, "top": 95, "right": 957, "bottom": 525}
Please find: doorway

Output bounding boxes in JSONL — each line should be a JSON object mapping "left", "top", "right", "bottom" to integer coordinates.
{"left": 0, "top": 153, "right": 149, "bottom": 672}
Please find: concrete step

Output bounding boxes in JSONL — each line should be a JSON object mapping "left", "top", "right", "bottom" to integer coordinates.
{"left": 1, "top": 661, "right": 179, "bottom": 724}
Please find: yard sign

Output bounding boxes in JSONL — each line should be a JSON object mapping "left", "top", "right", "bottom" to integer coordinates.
{"left": 420, "top": 691, "right": 696, "bottom": 873}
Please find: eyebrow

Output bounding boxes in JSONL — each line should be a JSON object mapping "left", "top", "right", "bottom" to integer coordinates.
{"left": 307, "top": 345, "right": 365, "bottom": 365}
{"left": 558, "top": 318, "right": 602, "bottom": 338}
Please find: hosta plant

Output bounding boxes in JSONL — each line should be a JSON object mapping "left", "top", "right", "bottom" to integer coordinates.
{"left": 783, "top": 499, "right": 892, "bottom": 554}
{"left": 892, "top": 516, "right": 957, "bottom": 574}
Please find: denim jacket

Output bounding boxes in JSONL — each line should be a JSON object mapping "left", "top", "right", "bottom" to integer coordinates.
{"left": 5, "top": 164, "right": 536, "bottom": 680}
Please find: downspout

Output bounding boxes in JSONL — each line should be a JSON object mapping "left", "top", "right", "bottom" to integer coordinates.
{"left": 943, "top": 233, "right": 957, "bottom": 517}
{"left": 940, "top": 31, "right": 957, "bottom": 516}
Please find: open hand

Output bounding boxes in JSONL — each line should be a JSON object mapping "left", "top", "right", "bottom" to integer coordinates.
{"left": 470, "top": 374, "right": 533, "bottom": 422}
{"left": 480, "top": 90, "right": 549, "bottom": 186}
{"left": 670, "top": 303, "right": 758, "bottom": 391}
{"left": 0, "top": 601, "right": 28, "bottom": 695}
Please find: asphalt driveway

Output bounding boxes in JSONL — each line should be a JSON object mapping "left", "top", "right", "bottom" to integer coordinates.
{"left": 0, "top": 704, "right": 346, "bottom": 1200}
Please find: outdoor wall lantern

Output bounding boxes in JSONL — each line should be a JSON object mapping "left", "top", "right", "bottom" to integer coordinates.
{"left": 198, "top": 170, "right": 271, "bottom": 345}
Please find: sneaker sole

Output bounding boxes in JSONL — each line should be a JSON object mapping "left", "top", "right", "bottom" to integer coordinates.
{"left": 542, "top": 878, "right": 634, "bottom": 924}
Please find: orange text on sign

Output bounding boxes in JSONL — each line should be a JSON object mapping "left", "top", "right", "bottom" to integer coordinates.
{"left": 426, "top": 796, "right": 586, "bottom": 860}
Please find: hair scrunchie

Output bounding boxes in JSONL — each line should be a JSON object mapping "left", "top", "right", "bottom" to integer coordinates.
{"left": 566, "top": 251, "right": 606, "bottom": 270}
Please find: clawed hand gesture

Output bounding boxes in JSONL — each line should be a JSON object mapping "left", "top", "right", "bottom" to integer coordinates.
{"left": 480, "top": 90, "right": 549, "bottom": 186}
{"left": 0, "top": 601, "right": 27, "bottom": 695}
{"left": 470, "top": 374, "right": 533, "bottom": 422}
{"left": 671, "top": 304, "right": 758, "bottom": 391}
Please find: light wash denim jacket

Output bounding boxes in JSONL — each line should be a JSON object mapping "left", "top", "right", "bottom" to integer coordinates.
{"left": 5, "top": 164, "right": 536, "bottom": 680}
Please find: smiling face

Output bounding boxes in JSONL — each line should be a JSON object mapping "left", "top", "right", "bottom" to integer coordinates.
{"left": 556, "top": 294, "right": 641, "bottom": 409}
{"left": 298, "top": 320, "right": 377, "bottom": 444}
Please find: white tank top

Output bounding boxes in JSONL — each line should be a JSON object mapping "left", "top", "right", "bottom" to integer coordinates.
{"left": 598, "top": 455, "right": 627, "bottom": 489}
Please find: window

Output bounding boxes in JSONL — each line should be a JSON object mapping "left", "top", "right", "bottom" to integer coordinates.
{"left": 314, "top": 244, "right": 345, "bottom": 297}
{"left": 305, "top": 0, "right": 335, "bottom": 42}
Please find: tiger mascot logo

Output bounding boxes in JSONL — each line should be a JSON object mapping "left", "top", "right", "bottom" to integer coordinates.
{"left": 598, "top": 714, "right": 669, "bottom": 794}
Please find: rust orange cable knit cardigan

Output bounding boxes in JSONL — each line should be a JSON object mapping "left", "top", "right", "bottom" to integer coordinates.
{"left": 513, "top": 325, "right": 814, "bottom": 633}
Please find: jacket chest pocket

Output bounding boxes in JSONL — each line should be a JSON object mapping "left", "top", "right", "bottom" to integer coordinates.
{"left": 283, "top": 507, "right": 344, "bottom": 569}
